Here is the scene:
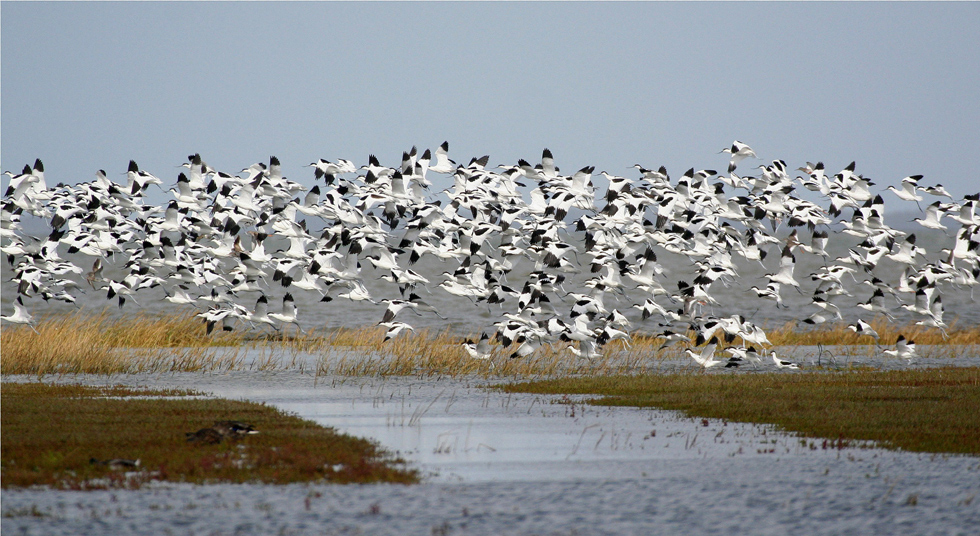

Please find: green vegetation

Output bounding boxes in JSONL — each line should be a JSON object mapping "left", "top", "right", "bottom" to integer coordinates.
{"left": 502, "top": 367, "right": 980, "bottom": 455}
{"left": 1, "top": 382, "right": 418, "bottom": 489}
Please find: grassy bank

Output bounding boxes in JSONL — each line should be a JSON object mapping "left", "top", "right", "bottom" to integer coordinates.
{"left": 1, "top": 382, "right": 418, "bottom": 489}
{"left": 502, "top": 367, "right": 980, "bottom": 455}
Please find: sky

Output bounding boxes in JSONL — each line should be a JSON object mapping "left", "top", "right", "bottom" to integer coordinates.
{"left": 3, "top": 2, "right": 980, "bottom": 200}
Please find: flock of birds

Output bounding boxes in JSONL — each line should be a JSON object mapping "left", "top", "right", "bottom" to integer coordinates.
{"left": 3, "top": 141, "right": 979, "bottom": 369}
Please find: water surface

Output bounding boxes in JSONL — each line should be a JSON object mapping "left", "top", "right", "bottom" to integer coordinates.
{"left": 4, "top": 368, "right": 979, "bottom": 535}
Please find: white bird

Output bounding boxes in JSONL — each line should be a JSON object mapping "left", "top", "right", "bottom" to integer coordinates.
{"left": 596, "top": 324, "right": 632, "bottom": 348}
{"left": 720, "top": 140, "right": 758, "bottom": 172}
{"left": 338, "top": 280, "right": 376, "bottom": 304}
{"left": 632, "top": 298, "right": 670, "bottom": 321}
{"left": 913, "top": 201, "right": 947, "bottom": 231}
{"left": 800, "top": 230, "right": 830, "bottom": 258}
{"left": 509, "top": 331, "right": 545, "bottom": 359}
{"left": 882, "top": 335, "right": 917, "bottom": 362}
{"left": 750, "top": 282, "right": 785, "bottom": 308}
{"left": 886, "top": 175, "right": 924, "bottom": 208}
{"left": 126, "top": 160, "right": 164, "bottom": 194}
{"left": 726, "top": 345, "right": 764, "bottom": 365}
{"left": 770, "top": 351, "right": 800, "bottom": 370}
{"left": 406, "top": 293, "right": 448, "bottom": 320}
{"left": 914, "top": 294, "right": 949, "bottom": 339}
{"left": 196, "top": 302, "right": 250, "bottom": 335}
{"left": 164, "top": 285, "right": 198, "bottom": 306}
{"left": 902, "top": 286, "right": 938, "bottom": 317}
{"left": 765, "top": 246, "right": 801, "bottom": 292}
{"left": 379, "top": 298, "right": 419, "bottom": 324}
{"left": 427, "top": 141, "right": 456, "bottom": 174}
{"left": 268, "top": 293, "right": 303, "bottom": 333}
{"left": 566, "top": 338, "right": 603, "bottom": 360}
{"left": 655, "top": 330, "right": 691, "bottom": 350}
{"left": 462, "top": 332, "right": 492, "bottom": 360}
{"left": 920, "top": 183, "right": 953, "bottom": 199}
{"left": 105, "top": 279, "right": 139, "bottom": 308}
{"left": 856, "top": 288, "right": 894, "bottom": 319}
{"left": 685, "top": 337, "right": 736, "bottom": 368}
{"left": 1, "top": 297, "right": 38, "bottom": 333}
{"left": 885, "top": 234, "right": 922, "bottom": 266}
{"left": 3, "top": 144, "right": 977, "bottom": 370}
{"left": 310, "top": 158, "right": 356, "bottom": 179}
{"left": 799, "top": 311, "right": 838, "bottom": 326}
{"left": 948, "top": 201, "right": 979, "bottom": 226}
{"left": 380, "top": 321, "right": 415, "bottom": 342}
{"left": 248, "top": 295, "right": 278, "bottom": 330}
{"left": 847, "top": 319, "right": 880, "bottom": 341}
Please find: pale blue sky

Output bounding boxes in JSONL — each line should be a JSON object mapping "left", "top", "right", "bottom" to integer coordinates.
{"left": 3, "top": 2, "right": 979, "bottom": 198}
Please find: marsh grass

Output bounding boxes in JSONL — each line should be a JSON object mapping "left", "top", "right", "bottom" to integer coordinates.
{"left": 3, "top": 312, "right": 979, "bottom": 377}
{"left": 502, "top": 367, "right": 980, "bottom": 455}
{"left": 313, "top": 330, "right": 656, "bottom": 378}
{"left": 1, "top": 382, "right": 418, "bottom": 489}
{"left": 0, "top": 311, "right": 249, "bottom": 375}
{"left": 763, "top": 318, "right": 980, "bottom": 347}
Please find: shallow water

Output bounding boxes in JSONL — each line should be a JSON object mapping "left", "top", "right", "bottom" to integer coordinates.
{"left": 4, "top": 365, "right": 980, "bottom": 535}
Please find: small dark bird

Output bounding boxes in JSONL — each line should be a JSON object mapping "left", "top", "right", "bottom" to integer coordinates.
{"left": 186, "top": 428, "right": 224, "bottom": 445}
{"left": 211, "top": 420, "right": 259, "bottom": 437}
{"left": 90, "top": 457, "right": 141, "bottom": 470}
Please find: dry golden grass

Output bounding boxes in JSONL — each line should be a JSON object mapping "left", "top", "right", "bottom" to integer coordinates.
{"left": 313, "top": 331, "right": 684, "bottom": 378}
{"left": 629, "top": 318, "right": 980, "bottom": 350}
{"left": 0, "top": 311, "right": 248, "bottom": 375}
{"left": 763, "top": 318, "right": 980, "bottom": 347}
{"left": 3, "top": 311, "right": 978, "bottom": 377}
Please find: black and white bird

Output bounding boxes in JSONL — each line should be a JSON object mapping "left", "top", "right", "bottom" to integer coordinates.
{"left": 685, "top": 336, "right": 737, "bottom": 368}
{"left": 882, "top": 335, "right": 917, "bottom": 362}
{"left": 427, "top": 141, "right": 456, "bottom": 174}
{"left": 380, "top": 298, "right": 419, "bottom": 324}
{"left": 847, "top": 319, "right": 880, "bottom": 341}
{"left": 1, "top": 297, "right": 37, "bottom": 333}
{"left": 380, "top": 321, "right": 415, "bottom": 342}
{"left": 770, "top": 351, "right": 801, "bottom": 370}
{"left": 765, "top": 246, "right": 802, "bottom": 292}
{"left": 913, "top": 201, "right": 947, "bottom": 231}
{"left": 566, "top": 338, "right": 603, "bottom": 360}
{"left": 461, "top": 332, "right": 492, "bottom": 360}
{"left": 720, "top": 140, "right": 758, "bottom": 172}
{"left": 268, "top": 293, "right": 303, "bottom": 333}
{"left": 2, "top": 143, "right": 974, "bottom": 374}
{"left": 886, "top": 175, "right": 924, "bottom": 209}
